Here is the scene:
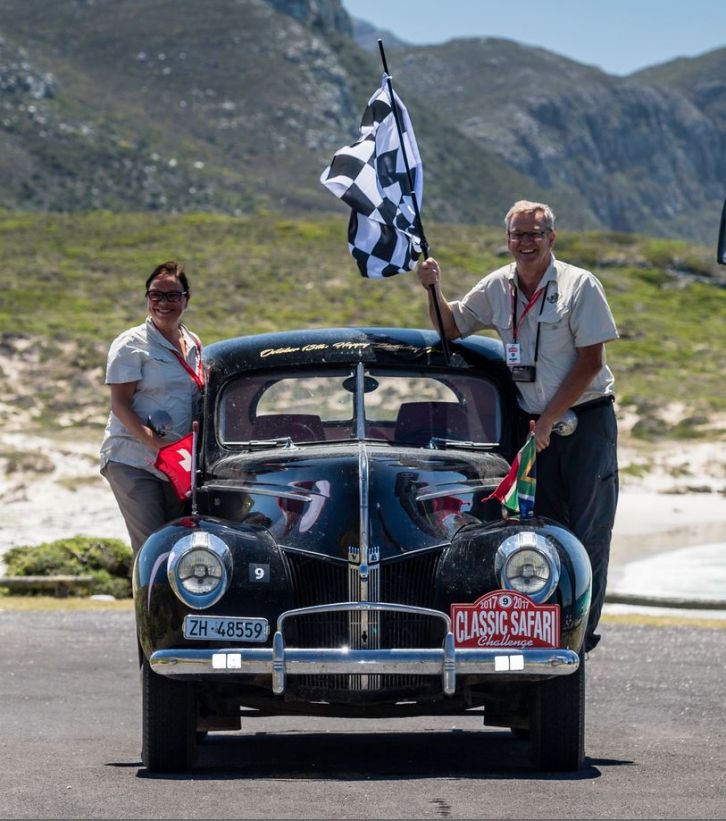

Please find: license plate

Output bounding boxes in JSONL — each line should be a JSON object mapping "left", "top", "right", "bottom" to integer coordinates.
{"left": 183, "top": 615, "right": 269, "bottom": 643}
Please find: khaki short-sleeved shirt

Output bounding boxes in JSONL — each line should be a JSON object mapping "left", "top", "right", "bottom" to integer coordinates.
{"left": 450, "top": 256, "right": 618, "bottom": 414}
{"left": 99, "top": 318, "right": 202, "bottom": 477}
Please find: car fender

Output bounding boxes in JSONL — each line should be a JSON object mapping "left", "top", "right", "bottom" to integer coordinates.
{"left": 134, "top": 516, "right": 294, "bottom": 658}
{"left": 434, "top": 517, "right": 591, "bottom": 650}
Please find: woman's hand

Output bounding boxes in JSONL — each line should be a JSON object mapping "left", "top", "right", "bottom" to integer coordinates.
{"left": 109, "top": 382, "right": 167, "bottom": 453}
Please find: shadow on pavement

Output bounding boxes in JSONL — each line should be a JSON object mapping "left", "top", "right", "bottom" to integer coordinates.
{"left": 123, "top": 729, "right": 632, "bottom": 781}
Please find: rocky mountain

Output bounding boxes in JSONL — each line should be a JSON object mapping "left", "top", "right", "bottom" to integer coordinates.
{"left": 0, "top": 0, "right": 724, "bottom": 242}
{"left": 392, "top": 39, "right": 726, "bottom": 241}
{"left": 349, "top": 16, "right": 409, "bottom": 52}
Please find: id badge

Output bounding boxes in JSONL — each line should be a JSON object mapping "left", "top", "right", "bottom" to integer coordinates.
{"left": 511, "top": 365, "right": 536, "bottom": 382}
{"left": 505, "top": 343, "right": 521, "bottom": 365}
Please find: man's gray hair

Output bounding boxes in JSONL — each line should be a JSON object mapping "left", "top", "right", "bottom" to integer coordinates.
{"left": 504, "top": 200, "right": 556, "bottom": 231}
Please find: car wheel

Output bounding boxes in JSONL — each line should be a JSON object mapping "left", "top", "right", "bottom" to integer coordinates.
{"left": 528, "top": 651, "right": 585, "bottom": 772}
{"left": 141, "top": 659, "right": 197, "bottom": 772}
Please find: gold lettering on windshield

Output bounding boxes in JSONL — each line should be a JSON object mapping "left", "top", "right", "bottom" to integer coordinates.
{"left": 259, "top": 340, "right": 430, "bottom": 358}
{"left": 260, "top": 346, "right": 301, "bottom": 358}
{"left": 332, "top": 341, "right": 371, "bottom": 350}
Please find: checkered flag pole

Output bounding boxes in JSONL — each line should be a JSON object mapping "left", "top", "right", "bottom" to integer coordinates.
{"left": 376, "top": 41, "right": 427, "bottom": 259}
{"left": 377, "top": 40, "right": 450, "bottom": 362}
{"left": 320, "top": 41, "right": 450, "bottom": 360}
{"left": 321, "top": 76, "right": 423, "bottom": 278}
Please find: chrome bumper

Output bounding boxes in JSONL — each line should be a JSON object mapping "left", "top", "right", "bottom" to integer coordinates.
{"left": 149, "top": 601, "right": 580, "bottom": 696}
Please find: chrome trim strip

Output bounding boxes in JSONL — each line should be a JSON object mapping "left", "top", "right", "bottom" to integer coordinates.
{"left": 272, "top": 630, "right": 285, "bottom": 695}
{"left": 149, "top": 601, "right": 580, "bottom": 695}
{"left": 205, "top": 483, "right": 311, "bottom": 501}
{"left": 358, "top": 443, "right": 370, "bottom": 571}
{"left": 150, "top": 646, "right": 579, "bottom": 688}
{"left": 348, "top": 439, "right": 381, "bottom": 687}
{"left": 191, "top": 422, "right": 198, "bottom": 515}
{"left": 416, "top": 483, "right": 502, "bottom": 502}
{"left": 277, "top": 601, "right": 447, "bottom": 628}
{"left": 354, "top": 361, "right": 366, "bottom": 440}
{"left": 147, "top": 551, "right": 170, "bottom": 612}
{"left": 443, "top": 632, "right": 456, "bottom": 695}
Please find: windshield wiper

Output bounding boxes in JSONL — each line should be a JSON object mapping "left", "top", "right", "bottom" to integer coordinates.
{"left": 428, "top": 437, "right": 499, "bottom": 450}
{"left": 225, "top": 437, "right": 296, "bottom": 449}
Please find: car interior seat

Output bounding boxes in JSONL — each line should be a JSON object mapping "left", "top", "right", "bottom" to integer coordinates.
{"left": 252, "top": 413, "right": 325, "bottom": 442}
{"left": 394, "top": 402, "right": 470, "bottom": 445}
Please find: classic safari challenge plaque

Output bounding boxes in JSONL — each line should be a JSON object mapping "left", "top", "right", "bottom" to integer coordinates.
{"left": 451, "top": 590, "right": 560, "bottom": 649}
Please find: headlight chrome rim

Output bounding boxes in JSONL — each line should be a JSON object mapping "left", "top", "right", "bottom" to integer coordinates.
{"left": 495, "top": 530, "right": 561, "bottom": 603}
{"left": 167, "top": 530, "right": 232, "bottom": 609}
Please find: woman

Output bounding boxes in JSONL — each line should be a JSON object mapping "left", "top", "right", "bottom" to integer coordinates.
{"left": 100, "top": 260, "right": 204, "bottom": 555}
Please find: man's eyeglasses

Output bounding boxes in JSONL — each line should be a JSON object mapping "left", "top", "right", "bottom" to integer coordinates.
{"left": 146, "top": 290, "right": 188, "bottom": 303}
{"left": 507, "top": 230, "right": 550, "bottom": 242}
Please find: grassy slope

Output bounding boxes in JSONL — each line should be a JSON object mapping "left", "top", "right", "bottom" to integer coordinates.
{"left": 1, "top": 210, "right": 724, "bottom": 439}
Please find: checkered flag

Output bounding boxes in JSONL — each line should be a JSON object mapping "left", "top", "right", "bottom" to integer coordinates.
{"left": 321, "top": 78, "right": 424, "bottom": 278}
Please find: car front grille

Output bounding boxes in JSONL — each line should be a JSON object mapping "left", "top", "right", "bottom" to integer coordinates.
{"left": 284, "top": 549, "right": 441, "bottom": 613}
{"left": 282, "top": 550, "right": 444, "bottom": 701}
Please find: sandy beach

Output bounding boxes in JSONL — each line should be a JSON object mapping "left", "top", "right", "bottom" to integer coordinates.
{"left": 1, "top": 429, "right": 725, "bottom": 584}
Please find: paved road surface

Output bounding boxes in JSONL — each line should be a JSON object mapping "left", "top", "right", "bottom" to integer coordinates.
{"left": 1, "top": 608, "right": 724, "bottom": 819}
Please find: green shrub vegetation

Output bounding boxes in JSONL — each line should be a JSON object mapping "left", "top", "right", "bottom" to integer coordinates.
{"left": 3, "top": 536, "right": 133, "bottom": 598}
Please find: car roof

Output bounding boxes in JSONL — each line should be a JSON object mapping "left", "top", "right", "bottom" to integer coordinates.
{"left": 204, "top": 327, "right": 508, "bottom": 378}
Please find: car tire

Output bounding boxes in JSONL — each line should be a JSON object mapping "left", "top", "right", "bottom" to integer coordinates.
{"left": 141, "top": 659, "right": 197, "bottom": 772}
{"left": 528, "top": 651, "right": 585, "bottom": 772}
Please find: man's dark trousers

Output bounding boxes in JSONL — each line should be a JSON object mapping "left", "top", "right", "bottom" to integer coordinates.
{"left": 518, "top": 398, "right": 619, "bottom": 652}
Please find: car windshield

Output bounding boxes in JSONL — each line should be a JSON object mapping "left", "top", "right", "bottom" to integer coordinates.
{"left": 218, "top": 365, "right": 502, "bottom": 447}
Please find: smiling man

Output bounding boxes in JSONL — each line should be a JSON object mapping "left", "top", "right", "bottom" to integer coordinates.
{"left": 416, "top": 200, "right": 619, "bottom": 652}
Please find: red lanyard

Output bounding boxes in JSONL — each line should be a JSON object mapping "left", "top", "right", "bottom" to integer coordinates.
{"left": 172, "top": 339, "right": 205, "bottom": 391}
{"left": 511, "top": 282, "right": 549, "bottom": 363}
{"left": 511, "top": 284, "right": 546, "bottom": 343}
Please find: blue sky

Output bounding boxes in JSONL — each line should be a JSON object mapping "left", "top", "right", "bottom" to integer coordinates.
{"left": 341, "top": 0, "right": 726, "bottom": 75}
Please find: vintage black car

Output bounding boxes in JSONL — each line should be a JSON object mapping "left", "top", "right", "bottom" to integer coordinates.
{"left": 134, "top": 327, "right": 591, "bottom": 773}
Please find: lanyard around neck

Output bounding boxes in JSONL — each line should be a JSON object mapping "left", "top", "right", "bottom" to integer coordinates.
{"left": 172, "top": 340, "right": 205, "bottom": 391}
{"left": 511, "top": 281, "right": 549, "bottom": 362}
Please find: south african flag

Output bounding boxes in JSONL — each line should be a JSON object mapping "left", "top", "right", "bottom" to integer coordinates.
{"left": 485, "top": 433, "right": 537, "bottom": 518}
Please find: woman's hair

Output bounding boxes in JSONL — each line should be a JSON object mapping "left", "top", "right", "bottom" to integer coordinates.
{"left": 504, "top": 200, "right": 556, "bottom": 232}
{"left": 145, "top": 260, "right": 190, "bottom": 294}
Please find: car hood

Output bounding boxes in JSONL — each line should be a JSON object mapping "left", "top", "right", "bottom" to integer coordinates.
{"left": 200, "top": 443, "right": 510, "bottom": 561}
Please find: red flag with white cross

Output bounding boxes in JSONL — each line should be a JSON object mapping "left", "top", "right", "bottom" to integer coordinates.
{"left": 154, "top": 433, "right": 193, "bottom": 500}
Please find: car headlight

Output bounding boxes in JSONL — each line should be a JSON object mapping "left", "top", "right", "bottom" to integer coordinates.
{"left": 494, "top": 531, "right": 560, "bottom": 602}
{"left": 167, "top": 530, "right": 232, "bottom": 609}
